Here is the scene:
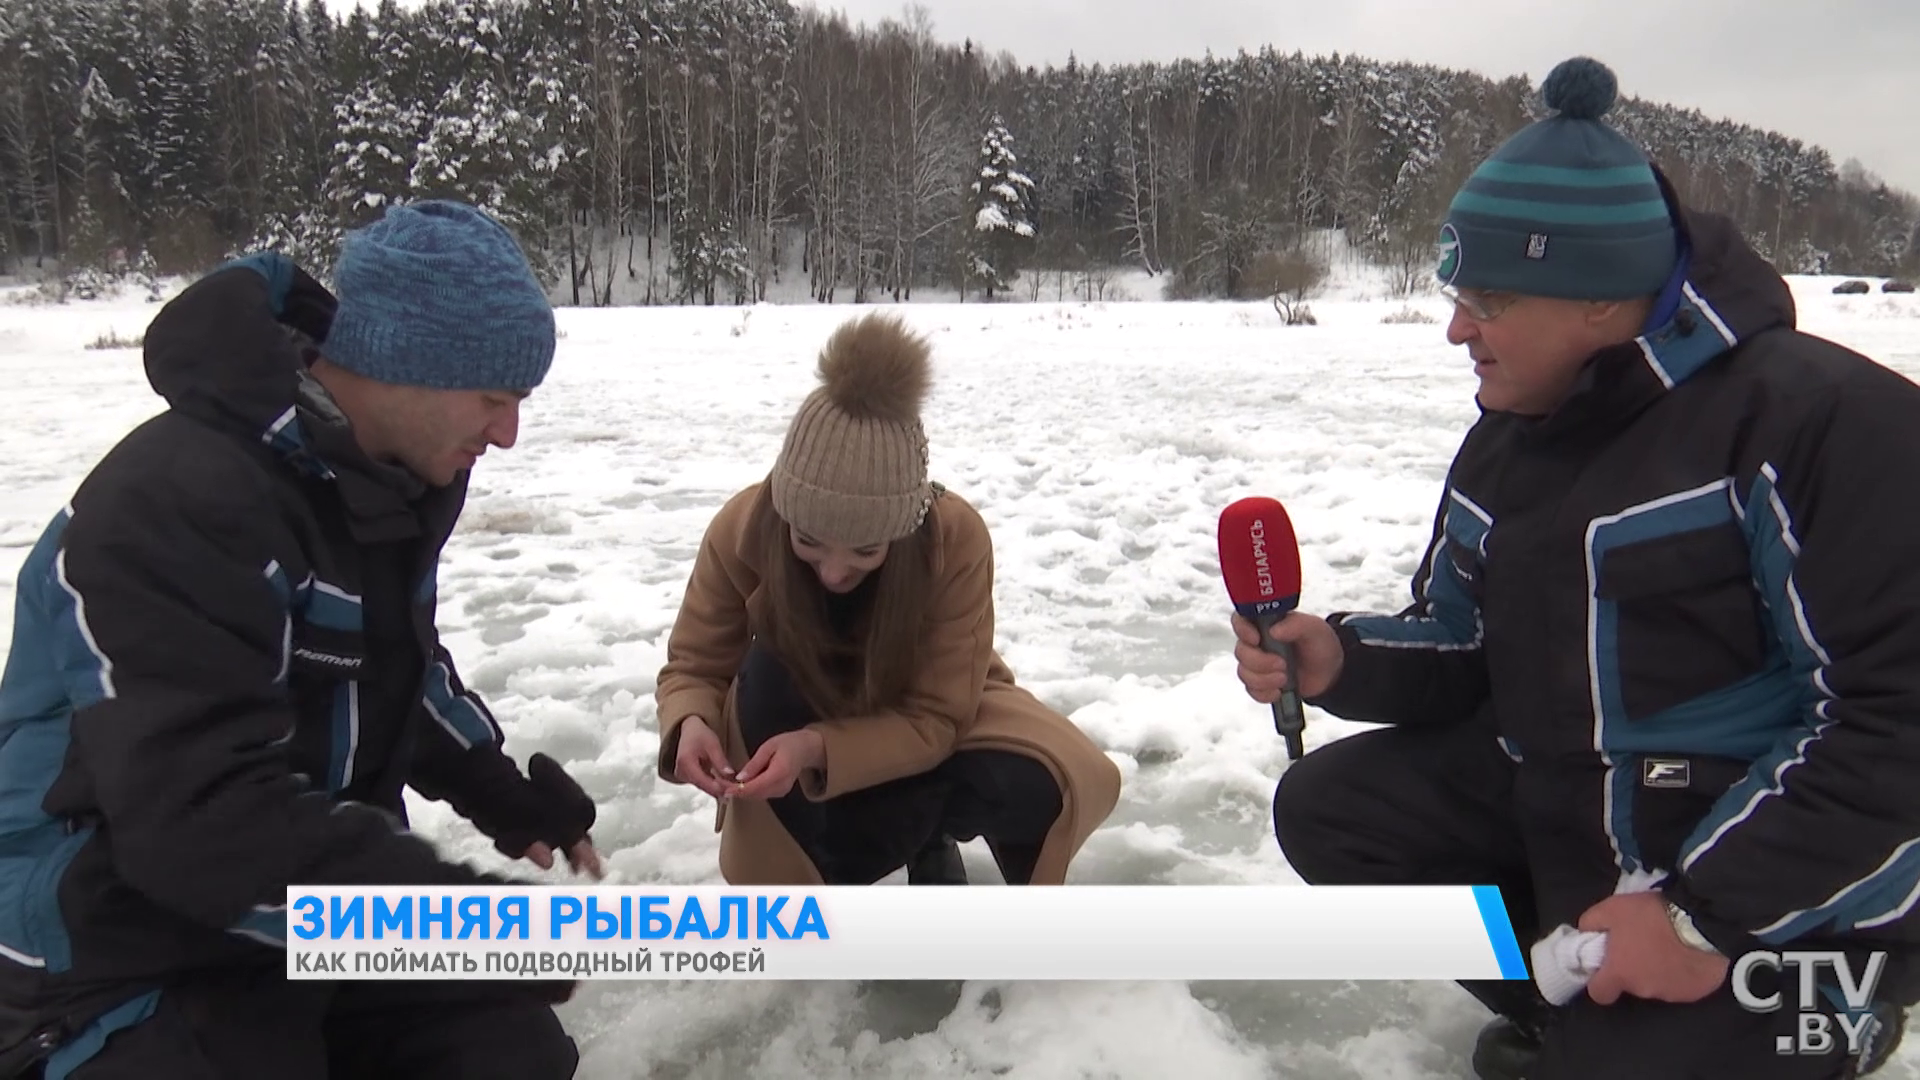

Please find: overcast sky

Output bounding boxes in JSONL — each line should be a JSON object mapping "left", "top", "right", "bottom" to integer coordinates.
{"left": 331, "top": 0, "right": 1920, "bottom": 194}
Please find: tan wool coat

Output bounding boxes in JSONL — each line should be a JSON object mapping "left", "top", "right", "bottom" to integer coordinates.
{"left": 655, "top": 482, "right": 1122, "bottom": 885}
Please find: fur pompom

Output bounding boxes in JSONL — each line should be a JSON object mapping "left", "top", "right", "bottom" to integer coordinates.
{"left": 815, "top": 313, "right": 932, "bottom": 425}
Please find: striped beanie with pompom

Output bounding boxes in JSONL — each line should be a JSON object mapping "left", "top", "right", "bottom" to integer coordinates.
{"left": 1436, "top": 57, "right": 1677, "bottom": 301}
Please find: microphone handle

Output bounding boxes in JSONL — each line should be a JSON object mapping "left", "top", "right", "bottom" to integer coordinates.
{"left": 1258, "top": 619, "right": 1308, "bottom": 760}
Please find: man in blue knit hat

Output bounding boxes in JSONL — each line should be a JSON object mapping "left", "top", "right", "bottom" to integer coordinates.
{"left": 316, "top": 201, "right": 564, "bottom": 487}
{"left": 1236, "top": 57, "right": 1920, "bottom": 1079}
{"left": 0, "top": 200, "right": 595, "bottom": 1078}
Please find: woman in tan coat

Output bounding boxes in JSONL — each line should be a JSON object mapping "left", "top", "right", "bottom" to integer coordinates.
{"left": 655, "top": 313, "right": 1121, "bottom": 886}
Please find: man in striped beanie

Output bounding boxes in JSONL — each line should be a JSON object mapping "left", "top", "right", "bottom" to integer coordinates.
{"left": 1244, "top": 56, "right": 1919, "bottom": 1080}
{"left": 1434, "top": 57, "right": 1680, "bottom": 415}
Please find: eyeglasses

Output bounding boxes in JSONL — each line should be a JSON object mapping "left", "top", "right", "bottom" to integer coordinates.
{"left": 1441, "top": 285, "right": 1520, "bottom": 322}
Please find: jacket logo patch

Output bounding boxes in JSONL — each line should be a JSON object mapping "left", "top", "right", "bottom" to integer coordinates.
{"left": 1436, "top": 223, "right": 1462, "bottom": 285}
{"left": 1526, "top": 233, "right": 1548, "bottom": 260}
{"left": 293, "top": 647, "right": 363, "bottom": 674}
{"left": 1642, "top": 758, "right": 1691, "bottom": 789}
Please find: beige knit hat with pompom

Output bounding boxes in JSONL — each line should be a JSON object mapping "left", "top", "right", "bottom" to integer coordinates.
{"left": 770, "top": 313, "right": 935, "bottom": 548}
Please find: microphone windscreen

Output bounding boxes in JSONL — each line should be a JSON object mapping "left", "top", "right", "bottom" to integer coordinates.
{"left": 1218, "top": 496, "right": 1302, "bottom": 622}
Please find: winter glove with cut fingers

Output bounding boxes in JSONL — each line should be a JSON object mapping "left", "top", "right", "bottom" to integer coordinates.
{"left": 415, "top": 746, "right": 599, "bottom": 865}
{"left": 477, "top": 752, "right": 598, "bottom": 859}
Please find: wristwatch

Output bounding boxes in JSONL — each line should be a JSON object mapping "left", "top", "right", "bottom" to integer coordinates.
{"left": 1665, "top": 899, "right": 1721, "bottom": 955}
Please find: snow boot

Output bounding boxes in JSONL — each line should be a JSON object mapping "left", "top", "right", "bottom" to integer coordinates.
{"left": 1470, "top": 1016, "right": 1542, "bottom": 1080}
{"left": 1460, "top": 977, "right": 1551, "bottom": 1080}
{"left": 907, "top": 836, "right": 967, "bottom": 885}
{"left": 1847, "top": 1001, "right": 1907, "bottom": 1077}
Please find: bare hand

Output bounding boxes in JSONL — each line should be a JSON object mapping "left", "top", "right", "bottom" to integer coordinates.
{"left": 673, "top": 716, "right": 735, "bottom": 798}
{"left": 1579, "top": 892, "right": 1728, "bottom": 1005}
{"left": 1232, "top": 612, "right": 1344, "bottom": 701}
{"left": 522, "top": 837, "right": 606, "bottom": 880}
{"left": 732, "top": 730, "right": 826, "bottom": 800}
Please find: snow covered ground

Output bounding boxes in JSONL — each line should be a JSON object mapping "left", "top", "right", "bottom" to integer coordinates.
{"left": 3, "top": 277, "right": 1920, "bottom": 1078}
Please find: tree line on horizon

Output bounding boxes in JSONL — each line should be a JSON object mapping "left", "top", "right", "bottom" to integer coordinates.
{"left": 3, "top": 0, "right": 1916, "bottom": 306}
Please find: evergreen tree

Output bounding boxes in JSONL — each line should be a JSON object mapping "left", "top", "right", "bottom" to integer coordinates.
{"left": 149, "top": 0, "right": 211, "bottom": 219}
{"left": 5, "top": 0, "right": 82, "bottom": 266}
{"left": 965, "top": 113, "right": 1033, "bottom": 299}
{"left": 409, "top": 2, "right": 545, "bottom": 254}
{"left": 517, "top": 0, "right": 589, "bottom": 294}
{"left": 238, "top": 0, "right": 338, "bottom": 266}
{"left": 66, "top": 65, "right": 135, "bottom": 294}
{"left": 323, "top": 0, "right": 422, "bottom": 237}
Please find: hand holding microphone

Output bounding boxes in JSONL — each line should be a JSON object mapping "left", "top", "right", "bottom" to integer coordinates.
{"left": 1218, "top": 497, "right": 1341, "bottom": 759}
{"left": 1231, "top": 614, "right": 1343, "bottom": 703}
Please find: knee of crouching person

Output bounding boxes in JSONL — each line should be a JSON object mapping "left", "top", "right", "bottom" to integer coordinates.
{"left": 525, "top": 1007, "right": 580, "bottom": 1080}
{"left": 1088, "top": 750, "right": 1122, "bottom": 816}
{"left": 1270, "top": 752, "right": 1341, "bottom": 883}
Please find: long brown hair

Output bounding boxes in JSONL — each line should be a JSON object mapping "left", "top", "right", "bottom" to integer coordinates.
{"left": 748, "top": 483, "right": 936, "bottom": 719}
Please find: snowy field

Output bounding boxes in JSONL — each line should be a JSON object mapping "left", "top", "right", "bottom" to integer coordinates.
{"left": 4, "top": 278, "right": 1920, "bottom": 1078}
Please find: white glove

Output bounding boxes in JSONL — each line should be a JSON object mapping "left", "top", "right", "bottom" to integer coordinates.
{"left": 1527, "top": 868, "right": 1669, "bottom": 1005}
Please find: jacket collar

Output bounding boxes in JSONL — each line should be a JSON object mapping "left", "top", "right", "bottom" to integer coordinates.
{"left": 144, "top": 257, "right": 453, "bottom": 542}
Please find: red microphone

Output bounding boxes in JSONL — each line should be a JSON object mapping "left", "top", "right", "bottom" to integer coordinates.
{"left": 1218, "top": 496, "right": 1307, "bottom": 759}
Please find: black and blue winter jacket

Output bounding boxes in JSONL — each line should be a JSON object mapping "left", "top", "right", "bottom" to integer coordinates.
{"left": 1311, "top": 173, "right": 1920, "bottom": 999}
{"left": 0, "top": 257, "right": 586, "bottom": 1062}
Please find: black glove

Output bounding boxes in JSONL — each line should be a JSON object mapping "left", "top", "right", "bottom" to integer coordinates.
{"left": 476, "top": 753, "right": 598, "bottom": 860}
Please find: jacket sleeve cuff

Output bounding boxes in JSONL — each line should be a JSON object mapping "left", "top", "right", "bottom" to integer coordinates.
{"left": 419, "top": 743, "right": 533, "bottom": 839}
{"left": 1662, "top": 879, "right": 1762, "bottom": 958}
{"left": 799, "top": 717, "right": 949, "bottom": 802}
{"left": 655, "top": 690, "right": 726, "bottom": 781}
{"left": 1302, "top": 617, "right": 1372, "bottom": 714}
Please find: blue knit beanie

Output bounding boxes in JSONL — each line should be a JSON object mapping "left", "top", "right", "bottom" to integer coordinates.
{"left": 325, "top": 200, "right": 555, "bottom": 392}
{"left": 1437, "top": 58, "right": 1677, "bottom": 301}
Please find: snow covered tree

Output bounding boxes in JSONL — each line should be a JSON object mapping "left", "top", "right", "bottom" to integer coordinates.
{"left": 866, "top": 8, "right": 957, "bottom": 301}
{"left": 791, "top": 9, "right": 861, "bottom": 302}
{"left": 1316, "top": 56, "right": 1377, "bottom": 244}
{"left": 518, "top": 0, "right": 589, "bottom": 299}
{"left": 147, "top": 0, "right": 214, "bottom": 250}
{"left": 0, "top": 0, "right": 1911, "bottom": 294}
{"left": 1184, "top": 180, "right": 1282, "bottom": 298}
{"left": 65, "top": 65, "right": 135, "bottom": 296}
{"left": 240, "top": 0, "right": 342, "bottom": 270}
{"left": 409, "top": 1, "right": 550, "bottom": 277}
{"left": 1, "top": 0, "right": 80, "bottom": 269}
{"left": 1369, "top": 67, "right": 1450, "bottom": 295}
{"left": 668, "top": 200, "right": 753, "bottom": 304}
{"left": 965, "top": 113, "right": 1033, "bottom": 299}
{"left": 0, "top": 3, "right": 53, "bottom": 269}
{"left": 323, "top": 0, "right": 424, "bottom": 239}
{"left": 1114, "top": 83, "right": 1163, "bottom": 275}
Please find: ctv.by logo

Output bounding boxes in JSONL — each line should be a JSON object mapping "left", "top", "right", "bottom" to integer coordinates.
{"left": 1733, "top": 950, "right": 1887, "bottom": 1057}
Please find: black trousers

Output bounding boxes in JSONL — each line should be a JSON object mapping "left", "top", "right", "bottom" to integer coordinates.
{"left": 51, "top": 969, "right": 575, "bottom": 1080}
{"left": 1272, "top": 716, "right": 1863, "bottom": 1080}
{"left": 734, "top": 641, "right": 1062, "bottom": 885}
